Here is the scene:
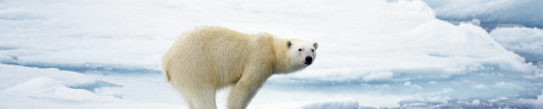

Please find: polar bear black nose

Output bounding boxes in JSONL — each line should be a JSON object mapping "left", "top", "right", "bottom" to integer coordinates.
{"left": 304, "top": 56, "right": 313, "bottom": 65}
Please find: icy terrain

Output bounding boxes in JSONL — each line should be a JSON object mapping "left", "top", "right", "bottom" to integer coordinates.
{"left": 423, "top": 0, "right": 543, "bottom": 31}
{"left": 1, "top": 0, "right": 542, "bottom": 108}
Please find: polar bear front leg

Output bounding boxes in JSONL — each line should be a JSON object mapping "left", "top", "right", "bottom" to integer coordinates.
{"left": 226, "top": 66, "right": 272, "bottom": 109}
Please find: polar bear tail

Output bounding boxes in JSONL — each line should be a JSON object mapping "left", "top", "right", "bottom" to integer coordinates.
{"left": 161, "top": 64, "right": 171, "bottom": 82}
{"left": 164, "top": 70, "right": 171, "bottom": 82}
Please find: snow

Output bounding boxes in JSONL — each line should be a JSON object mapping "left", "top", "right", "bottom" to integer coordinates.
{"left": 2, "top": 77, "right": 121, "bottom": 102}
{"left": 423, "top": 0, "right": 543, "bottom": 30}
{"left": 299, "top": 100, "right": 359, "bottom": 109}
{"left": 0, "top": 64, "right": 111, "bottom": 100}
{"left": 490, "top": 27, "right": 543, "bottom": 64}
{"left": 0, "top": 64, "right": 102, "bottom": 89}
{"left": 1, "top": 0, "right": 543, "bottom": 108}
{"left": 284, "top": 19, "right": 530, "bottom": 82}
{"left": 0, "top": 64, "right": 181, "bottom": 109}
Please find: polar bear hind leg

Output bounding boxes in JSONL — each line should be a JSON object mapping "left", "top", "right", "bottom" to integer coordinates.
{"left": 177, "top": 83, "right": 217, "bottom": 109}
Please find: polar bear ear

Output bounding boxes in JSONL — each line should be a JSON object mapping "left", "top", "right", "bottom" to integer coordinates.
{"left": 287, "top": 41, "right": 292, "bottom": 49}
{"left": 313, "top": 42, "right": 318, "bottom": 49}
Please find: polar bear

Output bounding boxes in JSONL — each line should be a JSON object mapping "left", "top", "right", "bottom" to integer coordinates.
{"left": 161, "top": 26, "right": 317, "bottom": 109}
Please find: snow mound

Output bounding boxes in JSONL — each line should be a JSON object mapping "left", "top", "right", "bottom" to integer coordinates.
{"left": 1, "top": 77, "right": 121, "bottom": 102}
{"left": 537, "top": 91, "right": 543, "bottom": 104}
{"left": 404, "top": 20, "right": 528, "bottom": 72}
{"left": 490, "top": 27, "right": 543, "bottom": 64}
{"left": 284, "top": 19, "right": 530, "bottom": 82}
{"left": 0, "top": 64, "right": 183, "bottom": 109}
{"left": 0, "top": 64, "right": 123, "bottom": 102}
{"left": 423, "top": 0, "right": 543, "bottom": 30}
{"left": 0, "top": 64, "right": 121, "bottom": 90}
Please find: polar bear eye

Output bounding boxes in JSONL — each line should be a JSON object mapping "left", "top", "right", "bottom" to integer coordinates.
{"left": 311, "top": 49, "right": 314, "bottom": 52}
{"left": 298, "top": 48, "right": 302, "bottom": 52}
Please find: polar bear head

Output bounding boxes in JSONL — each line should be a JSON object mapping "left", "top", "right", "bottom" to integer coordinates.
{"left": 274, "top": 39, "right": 318, "bottom": 73}
{"left": 287, "top": 40, "right": 318, "bottom": 65}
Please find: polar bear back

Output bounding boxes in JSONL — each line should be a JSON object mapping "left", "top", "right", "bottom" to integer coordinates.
{"left": 162, "top": 26, "right": 275, "bottom": 89}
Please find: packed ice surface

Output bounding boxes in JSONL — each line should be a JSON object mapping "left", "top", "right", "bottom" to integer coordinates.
{"left": 490, "top": 27, "right": 543, "bottom": 64}
{"left": 1, "top": 0, "right": 543, "bottom": 108}
{"left": 0, "top": 64, "right": 181, "bottom": 109}
{"left": 423, "top": 0, "right": 543, "bottom": 30}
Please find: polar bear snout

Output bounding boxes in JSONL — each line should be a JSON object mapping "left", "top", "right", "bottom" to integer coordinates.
{"left": 304, "top": 56, "right": 313, "bottom": 65}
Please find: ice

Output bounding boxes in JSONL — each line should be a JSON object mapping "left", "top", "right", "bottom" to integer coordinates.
{"left": 0, "top": 64, "right": 123, "bottom": 99}
{"left": 490, "top": 27, "right": 543, "bottom": 64}
{"left": 1, "top": 0, "right": 543, "bottom": 108}
{"left": 300, "top": 101, "right": 359, "bottom": 109}
{"left": 1, "top": 77, "right": 121, "bottom": 102}
{"left": 0, "top": 64, "right": 100, "bottom": 89}
{"left": 536, "top": 91, "right": 543, "bottom": 104}
{"left": 0, "top": 64, "right": 182, "bottom": 109}
{"left": 422, "top": 0, "right": 543, "bottom": 30}
{"left": 283, "top": 19, "right": 530, "bottom": 82}
{"left": 0, "top": 95, "right": 181, "bottom": 109}
{"left": 0, "top": 0, "right": 176, "bottom": 72}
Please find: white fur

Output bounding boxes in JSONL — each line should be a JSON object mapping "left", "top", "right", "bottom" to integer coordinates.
{"left": 161, "top": 26, "right": 317, "bottom": 109}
